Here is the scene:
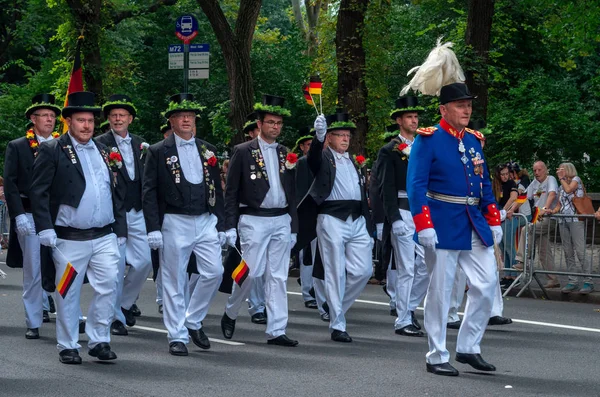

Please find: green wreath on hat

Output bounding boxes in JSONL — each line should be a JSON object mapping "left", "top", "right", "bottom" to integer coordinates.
{"left": 389, "top": 106, "right": 425, "bottom": 118}
{"left": 162, "top": 99, "right": 206, "bottom": 118}
{"left": 382, "top": 131, "right": 398, "bottom": 141}
{"left": 25, "top": 102, "right": 62, "bottom": 118}
{"left": 243, "top": 120, "right": 257, "bottom": 130}
{"left": 329, "top": 121, "right": 356, "bottom": 130}
{"left": 99, "top": 120, "right": 110, "bottom": 129}
{"left": 253, "top": 103, "right": 291, "bottom": 117}
{"left": 102, "top": 100, "right": 138, "bottom": 114}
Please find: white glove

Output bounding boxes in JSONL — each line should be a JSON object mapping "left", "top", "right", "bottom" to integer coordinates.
{"left": 225, "top": 228, "right": 237, "bottom": 247}
{"left": 376, "top": 223, "right": 383, "bottom": 241}
{"left": 500, "top": 209, "right": 507, "bottom": 222}
{"left": 38, "top": 229, "right": 57, "bottom": 248}
{"left": 289, "top": 233, "right": 297, "bottom": 251}
{"left": 417, "top": 228, "right": 438, "bottom": 248}
{"left": 147, "top": 231, "right": 163, "bottom": 250}
{"left": 392, "top": 219, "right": 410, "bottom": 236}
{"left": 218, "top": 231, "right": 227, "bottom": 247}
{"left": 314, "top": 114, "right": 327, "bottom": 141}
{"left": 491, "top": 225, "right": 503, "bottom": 244}
{"left": 15, "top": 214, "right": 36, "bottom": 236}
{"left": 117, "top": 237, "right": 127, "bottom": 246}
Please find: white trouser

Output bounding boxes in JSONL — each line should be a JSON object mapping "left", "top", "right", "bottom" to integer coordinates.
{"left": 226, "top": 214, "right": 292, "bottom": 339}
{"left": 448, "top": 266, "right": 504, "bottom": 322}
{"left": 299, "top": 249, "right": 315, "bottom": 302}
{"left": 247, "top": 274, "right": 265, "bottom": 316}
{"left": 310, "top": 239, "right": 328, "bottom": 315}
{"left": 17, "top": 213, "right": 43, "bottom": 329}
{"left": 53, "top": 233, "right": 120, "bottom": 351}
{"left": 156, "top": 267, "right": 163, "bottom": 306}
{"left": 386, "top": 257, "right": 396, "bottom": 310}
{"left": 317, "top": 214, "right": 372, "bottom": 332}
{"left": 161, "top": 213, "right": 223, "bottom": 343}
{"left": 423, "top": 231, "right": 497, "bottom": 364}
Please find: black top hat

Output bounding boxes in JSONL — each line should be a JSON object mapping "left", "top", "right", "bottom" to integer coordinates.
{"left": 326, "top": 112, "right": 356, "bottom": 133}
{"left": 254, "top": 94, "right": 291, "bottom": 117}
{"left": 243, "top": 112, "right": 259, "bottom": 134}
{"left": 61, "top": 92, "right": 101, "bottom": 118}
{"left": 468, "top": 119, "right": 486, "bottom": 131}
{"left": 160, "top": 121, "right": 172, "bottom": 135}
{"left": 103, "top": 94, "right": 137, "bottom": 119}
{"left": 439, "top": 82, "right": 475, "bottom": 105}
{"left": 390, "top": 96, "right": 424, "bottom": 120}
{"left": 25, "top": 93, "right": 62, "bottom": 119}
{"left": 164, "top": 93, "right": 205, "bottom": 118}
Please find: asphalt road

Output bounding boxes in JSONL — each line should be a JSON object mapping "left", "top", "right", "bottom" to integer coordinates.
{"left": 1, "top": 262, "right": 599, "bottom": 397}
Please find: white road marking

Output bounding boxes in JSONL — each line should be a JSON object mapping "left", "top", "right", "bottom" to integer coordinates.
{"left": 287, "top": 291, "right": 600, "bottom": 334}
{"left": 131, "top": 325, "right": 246, "bottom": 346}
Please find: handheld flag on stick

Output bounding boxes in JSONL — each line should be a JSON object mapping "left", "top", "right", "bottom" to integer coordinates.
{"left": 61, "top": 36, "right": 85, "bottom": 133}
{"left": 309, "top": 75, "right": 323, "bottom": 114}
{"left": 54, "top": 247, "right": 78, "bottom": 299}
{"left": 231, "top": 246, "right": 249, "bottom": 287}
{"left": 302, "top": 83, "right": 319, "bottom": 115}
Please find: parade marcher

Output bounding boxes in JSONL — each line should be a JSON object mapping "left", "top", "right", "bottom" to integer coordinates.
{"left": 243, "top": 112, "right": 260, "bottom": 141}
{"left": 30, "top": 91, "right": 126, "bottom": 364}
{"left": 221, "top": 94, "right": 299, "bottom": 347}
{"left": 3, "top": 93, "right": 61, "bottom": 339}
{"left": 96, "top": 94, "right": 152, "bottom": 336}
{"left": 377, "top": 96, "right": 429, "bottom": 337}
{"left": 143, "top": 93, "right": 226, "bottom": 356}
{"left": 402, "top": 40, "right": 502, "bottom": 376}
{"left": 98, "top": 120, "right": 111, "bottom": 135}
{"left": 303, "top": 112, "right": 373, "bottom": 343}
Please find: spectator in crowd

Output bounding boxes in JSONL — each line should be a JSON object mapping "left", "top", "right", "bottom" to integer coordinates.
{"left": 221, "top": 159, "right": 229, "bottom": 192}
{"left": 551, "top": 163, "right": 594, "bottom": 294}
{"left": 492, "top": 164, "right": 518, "bottom": 288}
{"left": 514, "top": 161, "right": 559, "bottom": 288}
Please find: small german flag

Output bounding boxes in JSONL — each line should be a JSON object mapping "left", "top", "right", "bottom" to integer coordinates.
{"left": 302, "top": 84, "right": 314, "bottom": 106}
{"left": 232, "top": 259, "right": 249, "bottom": 287}
{"left": 309, "top": 75, "right": 322, "bottom": 95}
{"left": 531, "top": 207, "right": 540, "bottom": 224}
{"left": 515, "top": 193, "right": 527, "bottom": 204}
{"left": 57, "top": 262, "right": 78, "bottom": 299}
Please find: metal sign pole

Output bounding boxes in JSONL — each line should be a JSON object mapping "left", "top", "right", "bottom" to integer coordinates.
{"left": 183, "top": 43, "right": 189, "bottom": 93}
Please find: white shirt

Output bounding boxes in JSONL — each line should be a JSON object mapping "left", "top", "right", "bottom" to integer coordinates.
{"left": 258, "top": 136, "right": 287, "bottom": 209}
{"left": 527, "top": 175, "right": 558, "bottom": 208}
{"left": 113, "top": 131, "right": 135, "bottom": 180}
{"left": 326, "top": 147, "right": 361, "bottom": 201}
{"left": 36, "top": 134, "right": 55, "bottom": 144}
{"left": 174, "top": 134, "right": 203, "bottom": 185}
{"left": 55, "top": 134, "right": 115, "bottom": 229}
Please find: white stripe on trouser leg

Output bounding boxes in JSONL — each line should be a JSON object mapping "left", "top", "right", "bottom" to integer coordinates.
{"left": 392, "top": 209, "right": 418, "bottom": 329}
{"left": 54, "top": 234, "right": 119, "bottom": 351}
{"left": 161, "top": 213, "right": 222, "bottom": 343}
{"left": 448, "top": 267, "right": 467, "bottom": 323}
{"left": 121, "top": 209, "right": 152, "bottom": 310}
{"left": 386, "top": 257, "right": 396, "bottom": 310}
{"left": 317, "top": 214, "right": 372, "bottom": 333}
{"left": 185, "top": 214, "right": 223, "bottom": 330}
{"left": 18, "top": 213, "right": 43, "bottom": 329}
{"left": 247, "top": 275, "right": 265, "bottom": 316}
{"left": 225, "top": 214, "right": 291, "bottom": 339}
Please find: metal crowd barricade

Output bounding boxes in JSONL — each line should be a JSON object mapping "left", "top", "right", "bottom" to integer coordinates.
{"left": 498, "top": 212, "right": 535, "bottom": 297}
{"left": 528, "top": 213, "right": 599, "bottom": 299}
{"left": 0, "top": 202, "right": 9, "bottom": 250}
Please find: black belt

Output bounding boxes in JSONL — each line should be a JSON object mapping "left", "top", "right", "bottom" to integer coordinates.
{"left": 164, "top": 205, "right": 208, "bottom": 216}
{"left": 319, "top": 200, "right": 362, "bottom": 221}
{"left": 21, "top": 197, "right": 32, "bottom": 212}
{"left": 239, "top": 207, "right": 289, "bottom": 217}
{"left": 55, "top": 225, "right": 113, "bottom": 241}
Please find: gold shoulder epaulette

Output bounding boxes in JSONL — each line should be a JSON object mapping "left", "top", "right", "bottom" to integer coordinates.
{"left": 465, "top": 128, "right": 486, "bottom": 141}
{"left": 416, "top": 126, "right": 437, "bottom": 136}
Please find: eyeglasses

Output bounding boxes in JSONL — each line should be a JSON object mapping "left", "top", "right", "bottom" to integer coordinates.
{"left": 331, "top": 133, "right": 351, "bottom": 139}
{"left": 173, "top": 113, "right": 196, "bottom": 119}
{"left": 263, "top": 120, "right": 284, "bottom": 127}
{"left": 33, "top": 113, "right": 56, "bottom": 119}
{"left": 108, "top": 113, "right": 131, "bottom": 119}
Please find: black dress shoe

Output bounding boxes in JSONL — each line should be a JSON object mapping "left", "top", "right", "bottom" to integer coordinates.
{"left": 43, "top": 310, "right": 50, "bottom": 323}
{"left": 455, "top": 353, "right": 496, "bottom": 371}
{"left": 447, "top": 320, "right": 461, "bottom": 329}
{"left": 395, "top": 325, "right": 424, "bottom": 337}
{"left": 25, "top": 328, "right": 39, "bottom": 339}
{"left": 488, "top": 316, "right": 513, "bottom": 326}
{"left": 188, "top": 328, "right": 210, "bottom": 349}
{"left": 221, "top": 313, "right": 236, "bottom": 340}
{"left": 111, "top": 320, "right": 128, "bottom": 336}
{"left": 48, "top": 295, "right": 56, "bottom": 314}
{"left": 169, "top": 342, "right": 188, "bottom": 356}
{"left": 158, "top": 304, "right": 163, "bottom": 314}
{"left": 304, "top": 300, "right": 318, "bottom": 309}
{"left": 59, "top": 349, "right": 82, "bottom": 365}
{"left": 251, "top": 312, "right": 267, "bottom": 324}
{"left": 88, "top": 342, "right": 117, "bottom": 360}
{"left": 320, "top": 312, "right": 330, "bottom": 322}
{"left": 130, "top": 303, "right": 141, "bottom": 317}
{"left": 411, "top": 311, "right": 422, "bottom": 330}
{"left": 79, "top": 320, "right": 86, "bottom": 334}
{"left": 426, "top": 362, "right": 459, "bottom": 376}
{"left": 331, "top": 330, "right": 352, "bottom": 343}
{"left": 390, "top": 308, "right": 397, "bottom": 317}
{"left": 121, "top": 307, "right": 136, "bottom": 327}
{"left": 267, "top": 335, "right": 299, "bottom": 347}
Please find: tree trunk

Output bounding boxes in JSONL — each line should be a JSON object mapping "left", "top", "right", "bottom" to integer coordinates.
{"left": 291, "top": 0, "right": 306, "bottom": 36}
{"left": 336, "top": 0, "right": 369, "bottom": 155}
{"left": 199, "top": 0, "right": 262, "bottom": 145}
{"left": 464, "top": 0, "right": 495, "bottom": 121}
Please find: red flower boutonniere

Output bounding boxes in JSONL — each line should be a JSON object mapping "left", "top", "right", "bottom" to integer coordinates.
{"left": 108, "top": 148, "right": 123, "bottom": 171}
{"left": 354, "top": 154, "right": 367, "bottom": 168}
{"left": 285, "top": 152, "right": 298, "bottom": 169}
{"left": 395, "top": 142, "right": 411, "bottom": 159}
{"left": 201, "top": 145, "right": 218, "bottom": 167}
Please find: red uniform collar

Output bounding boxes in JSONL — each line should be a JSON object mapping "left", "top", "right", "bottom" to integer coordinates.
{"left": 439, "top": 119, "right": 464, "bottom": 139}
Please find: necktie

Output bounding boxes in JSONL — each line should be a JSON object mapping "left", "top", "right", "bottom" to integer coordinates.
{"left": 262, "top": 142, "right": 278, "bottom": 150}
{"left": 335, "top": 152, "right": 349, "bottom": 160}
{"left": 120, "top": 137, "right": 132, "bottom": 145}
{"left": 76, "top": 142, "right": 94, "bottom": 151}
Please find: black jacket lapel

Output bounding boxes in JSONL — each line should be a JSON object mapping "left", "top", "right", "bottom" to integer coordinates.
{"left": 163, "top": 134, "right": 183, "bottom": 192}
{"left": 60, "top": 133, "right": 84, "bottom": 178}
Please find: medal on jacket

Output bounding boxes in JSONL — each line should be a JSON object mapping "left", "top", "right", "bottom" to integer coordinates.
{"left": 208, "top": 184, "right": 216, "bottom": 207}
{"left": 458, "top": 139, "right": 468, "bottom": 164}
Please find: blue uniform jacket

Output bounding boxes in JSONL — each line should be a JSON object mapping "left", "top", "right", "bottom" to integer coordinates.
{"left": 407, "top": 119, "right": 500, "bottom": 250}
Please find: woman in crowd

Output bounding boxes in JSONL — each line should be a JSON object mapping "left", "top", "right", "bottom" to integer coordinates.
{"left": 551, "top": 162, "right": 594, "bottom": 294}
